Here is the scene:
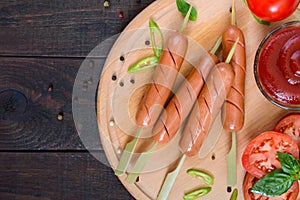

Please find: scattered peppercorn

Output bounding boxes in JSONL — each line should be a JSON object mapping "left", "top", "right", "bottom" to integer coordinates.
{"left": 104, "top": 0, "right": 110, "bottom": 8}
{"left": 57, "top": 112, "right": 64, "bottom": 121}
{"left": 118, "top": 11, "right": 124, "bottom": 18}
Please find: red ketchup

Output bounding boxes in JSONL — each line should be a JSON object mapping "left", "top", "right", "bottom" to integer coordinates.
{"left": 256, "top": 22, "right": 300, "bottom": 109}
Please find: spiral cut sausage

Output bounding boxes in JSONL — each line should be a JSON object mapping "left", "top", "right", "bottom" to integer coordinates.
{"left": 135, "top": 31, "right": 188, "bottom": 128}
{"left": 152, "top": 53, "right": 219, "bottom": 143}
{"left": 221, "top": 25, "right": 246, "bottom": 132}
{"left": 179, "top": 62, "right": 235, "bottom": 157}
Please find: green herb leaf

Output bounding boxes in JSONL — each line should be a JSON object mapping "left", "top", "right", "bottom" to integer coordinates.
{"left": 127, "top": 56, "right": 158, "bottom": 73}
{"left": 251, "top": 169, "right": 294, "bottom": 197}
{"left": 149, "top": 19, "right": 163, "bottom": 58}
{"left": 277, "top": 151, "right": 300, "bottom": 176}
{"left": 176, "top": 0, "right": 197, "bottom": 21}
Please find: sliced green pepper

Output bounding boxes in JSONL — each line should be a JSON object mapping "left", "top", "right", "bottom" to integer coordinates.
{"left": 127, "top": 56, "right": 158, "bottom": 73}
{"left": 230, "top": 188, "right": 238, "bottom": 200}
{"left": 183, "top": 187, "right": 211, "bottom": 200}
{"left": 186, "top": 169, "right": 214, "bottom": 185}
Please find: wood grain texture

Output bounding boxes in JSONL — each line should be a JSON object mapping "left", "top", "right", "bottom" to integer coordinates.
{"left": 0, "top": 0, "right": 155, "bottom": 57}
{"left": 0, "top": 152, "right": 134, "bottom": 200}
{"left": 0, "top": 57, "right": 84, "bottom": 150}
{"left": 0, "top": 0, "right": 156, "bottom": 199}
{"left": 97, "top": 0, "right": 300, "bottom": 199}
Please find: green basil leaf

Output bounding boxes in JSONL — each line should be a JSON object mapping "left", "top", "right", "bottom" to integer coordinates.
{"left": 251, "top": 169, "right": 294, "bottom": 197}
{"left": 277, "top": 151, "right": 300, "bottom": 175}
{"left": 149, "top": 19, "right": 163, "bottom": 58}
{"left": 176, "top": 0, "right": 197, "bottom": 21}
{"left": 127, "top": 56, "right": 158, "bottom": 73}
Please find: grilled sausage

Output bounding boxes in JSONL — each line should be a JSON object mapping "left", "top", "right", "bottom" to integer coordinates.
{"left": 179, "top": 62, "right": 235, "bottom": 157}
{"left": 221, "top": 25, "right": 246, "bottom": 132}
{"left": 152, "top": 53, "right": 219, "bottom": 143}
{"left": 135, "top": 31, "right": 188, "bottom": 127}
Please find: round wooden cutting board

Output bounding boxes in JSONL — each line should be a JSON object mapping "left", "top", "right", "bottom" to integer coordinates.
{"left": 97, "top": 0, "right": 300, "bottom": 199}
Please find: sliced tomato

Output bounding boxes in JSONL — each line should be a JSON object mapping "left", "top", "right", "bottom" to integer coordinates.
{"left": 274, "top": 113, "right": 300, "bottom": 149}
{"left": 242, "top": 131, "right": 299, "bottom": 178}
{"left": 243, "top": 172, "right": 299, "bottom": 200}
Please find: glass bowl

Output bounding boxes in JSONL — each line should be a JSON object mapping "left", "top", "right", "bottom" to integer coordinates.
{"left": 254, "top": 21, "right": 300, "bottom": 111}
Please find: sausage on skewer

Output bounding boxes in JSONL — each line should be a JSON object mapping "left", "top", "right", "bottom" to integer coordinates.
{"left": 179, "top": 62, "right": 235, "bottom": 157}
{"left": 135, "top": 31, "right": 188, "bottom": 128}
{"left": 221, "top": 25, "right": 246, "bottom": 132}
{"left": 152, "top": 53, "right": 219, "bottom": 143}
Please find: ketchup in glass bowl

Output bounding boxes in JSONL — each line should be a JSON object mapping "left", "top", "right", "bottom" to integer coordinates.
{"left": 254, "top": 21, "right": 300, "bottom": 110}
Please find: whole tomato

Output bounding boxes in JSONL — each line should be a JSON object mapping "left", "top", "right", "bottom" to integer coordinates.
{"left": 246, "top": 0, "right": 300, "bottom": 22}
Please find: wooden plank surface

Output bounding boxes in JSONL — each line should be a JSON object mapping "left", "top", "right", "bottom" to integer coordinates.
{"left": 0, "top": 57, "right": 84, "bottom": 150}
{"left": 0, "top": 0, "right": 155, "bottom": 199}
{"left": 0, "top": 0, "right": 154, "bottom": 57}
{"left": 0, "top": 152, "right": 134, "bottom": 200}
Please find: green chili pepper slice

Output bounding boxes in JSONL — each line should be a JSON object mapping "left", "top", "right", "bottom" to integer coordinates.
{"left": 149, "top": 19, "right": 163, "bottom": 58}
{"left": 127, "top": 56, "right": 158, "bottom": 73}
{"left": 183, "top": 187, "right": 211, "bottom": 200}
{"left": 186, "top": 169, "right": 214, "bottom": 185}
{"left": 230, "top": 188, "right": 238, "bottom": 200}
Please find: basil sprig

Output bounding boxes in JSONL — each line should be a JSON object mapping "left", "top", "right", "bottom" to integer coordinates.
{"left": 176, "top": 0, "right": 197, "bottom": 21}
{"left": 128, "top": 19, "right": 163, "bottom": 73}
{"left": 251, "top": 152, "right": 300, "bottom": 197}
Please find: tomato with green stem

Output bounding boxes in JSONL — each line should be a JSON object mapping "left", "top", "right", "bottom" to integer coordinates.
{"left": 241, "top": 131, "right": 299, "bottom": 179}
{"left": 246, "top": 0, "right": 300, "bottom": 22}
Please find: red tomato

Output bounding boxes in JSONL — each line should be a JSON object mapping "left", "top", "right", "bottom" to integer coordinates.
{"left": 243, "top": 172, "right": 299, "bottom": 200}
{"left": 274, "top": 113, "right": 300, "bottom": 149}
{"left": 246, "top": 0, "right": 300, "bottom": 22}
{"left": 241, "top": 131, "right": 299, "bottom": 178}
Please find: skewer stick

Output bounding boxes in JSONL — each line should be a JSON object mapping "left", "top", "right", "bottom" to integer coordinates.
{"left": 115, "top": 128, "right": 142, "bottom": 176}
{"left": 226, "top": 0, "right": 238, "bottom": 187}
{"left": 157, "top": 38, "right": 239, "bottom": 200}
{"left": 123, "top": 4, "right": 194, "bottom": 182}
{"left": 227, "top": 132, "right": 237, "bottom": 187}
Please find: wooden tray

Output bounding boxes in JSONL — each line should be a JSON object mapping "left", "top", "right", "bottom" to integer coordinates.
{"left": 97, "top": 0, "right": 300, "bottom": 199}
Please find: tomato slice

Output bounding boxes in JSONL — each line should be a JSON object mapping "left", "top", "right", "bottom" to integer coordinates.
{"left": 243, "top": 172, "right": 299, "bottom": 200}
{"left": 274, "top": 113, "right": 300, "bottom": 149}
{"left": 242, "top": 131, "right": 299, "bottom": 178}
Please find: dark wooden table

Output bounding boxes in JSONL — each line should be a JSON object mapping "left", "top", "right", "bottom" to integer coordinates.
{"left": 0, "top": 1, "right": 154, "bottom": 199}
